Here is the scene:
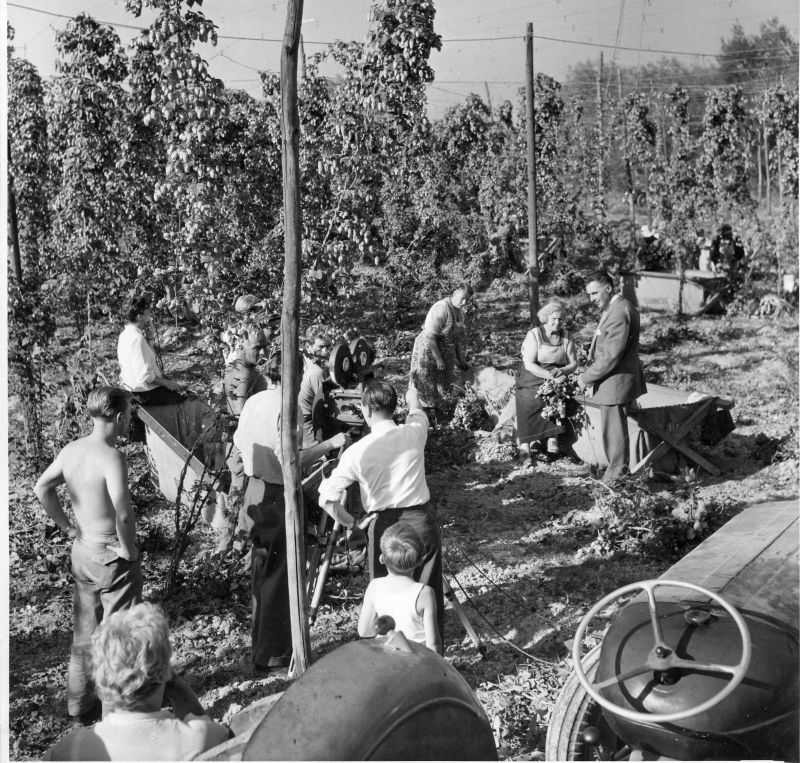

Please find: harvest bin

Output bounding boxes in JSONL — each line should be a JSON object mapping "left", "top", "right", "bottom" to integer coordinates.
{"left": 137, "top": 398, "right": 231, "bottom": 505}
{"left": 572, "top": 383, "right": 734, "bottom": 476}
{"left": 622, "top": 270, "right": 727, "bottom": 315}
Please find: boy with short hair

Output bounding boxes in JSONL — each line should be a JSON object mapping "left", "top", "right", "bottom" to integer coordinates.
{"left": 357, "top": 524, "right": 442, "bottom": 655}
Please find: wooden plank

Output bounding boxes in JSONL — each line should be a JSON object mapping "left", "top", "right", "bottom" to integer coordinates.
{"left": 138, "top": 408, "right": 221, "bottom": 502}
{"left": 647, "top": 503, "right": 799, "bottom": 625}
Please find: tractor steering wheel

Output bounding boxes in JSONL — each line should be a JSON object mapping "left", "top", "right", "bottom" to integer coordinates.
{"left": 572, "top": 579, "right": 752, "bottom": 724}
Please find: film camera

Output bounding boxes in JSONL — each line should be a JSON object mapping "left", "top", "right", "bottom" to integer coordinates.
{"left": 312, "top": 337, "right": 375, "bottom": 440}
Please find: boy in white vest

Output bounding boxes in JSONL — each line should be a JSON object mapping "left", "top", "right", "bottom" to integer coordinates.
{"left": 357, "top": 524, "right": 442, "bottom": 655}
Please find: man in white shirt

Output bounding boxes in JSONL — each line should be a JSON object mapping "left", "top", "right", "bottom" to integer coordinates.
{"left": 231, "top": 350, "right": 350, "bottom": 672}
{"left": 117, "top": 297, "right": 184, "bottom": 407}
{"left": 318, "top": 381, "right": 444, "bottom": 641}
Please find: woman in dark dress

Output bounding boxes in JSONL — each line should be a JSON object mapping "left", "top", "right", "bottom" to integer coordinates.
{"left": 516, "top": 299, "right": 578, "bottom": 465}
{"left": 409, "top": 283, "right": 473, "bottom": 412}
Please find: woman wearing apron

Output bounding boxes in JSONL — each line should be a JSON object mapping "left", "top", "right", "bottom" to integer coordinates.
{"left": 515, "top": 300, "right": 578, "bottom": 465}
{"left": 409, "top": 283, "right": 473, "bottom": 415}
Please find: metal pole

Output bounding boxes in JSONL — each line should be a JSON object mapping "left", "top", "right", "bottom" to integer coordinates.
{"left": 525, "top": 23, "right": 539, "bottom": 327}
{"left": 279, "top": 0, "right": 311, "bottom": 676}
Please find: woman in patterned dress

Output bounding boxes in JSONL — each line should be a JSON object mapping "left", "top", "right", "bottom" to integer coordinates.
{"left": 409, "top": 283, "right": 473, "bottom": 412}
{"left": 515, "top": 299, "right": 578, "bottom": 465}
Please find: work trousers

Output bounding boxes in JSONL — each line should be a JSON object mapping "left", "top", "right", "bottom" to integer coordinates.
{"left": 600, "top": 403, "right": 630, "bottom": 484}
{"left": 68, "top": 535, "right": 143, "bottom": 716}
{"left": 367, "top": 505, "right": 444, "bottom": 643}
{"left": 245, "top": 478, "right": 293, "bottom": 667}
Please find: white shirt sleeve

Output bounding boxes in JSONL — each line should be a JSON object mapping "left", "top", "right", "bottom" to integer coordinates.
{"left": 317, "top": 447, "right": 359, "bottom": 507}
{"left": 134, "top": 333, "right": 158, "bottom": 385}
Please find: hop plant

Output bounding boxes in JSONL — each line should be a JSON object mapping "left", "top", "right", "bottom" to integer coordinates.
{"left": 448, "top": 383, "right": 494, "bottom": 432}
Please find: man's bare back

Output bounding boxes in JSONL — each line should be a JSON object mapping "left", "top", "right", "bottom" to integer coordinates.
{"left": 35, "top": 391, "right": 137, "bottom": 560}
{"left": 58, "top": 436, "right": 130, "bottom": 539}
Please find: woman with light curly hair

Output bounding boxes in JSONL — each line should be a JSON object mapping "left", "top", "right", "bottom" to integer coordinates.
{"left": 515, "top": 299, "right": 578, "bottom": 466}
{"left": 46, "top": 603, "right": 229, "bottom": 761}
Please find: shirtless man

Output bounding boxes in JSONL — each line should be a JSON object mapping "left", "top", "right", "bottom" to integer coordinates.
{"left": 34, "top": 386, "right": 143, "bottom": 726}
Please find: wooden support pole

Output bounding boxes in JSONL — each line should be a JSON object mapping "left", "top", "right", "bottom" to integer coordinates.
{"left": 525, "top": 22, "right": 539, "bottom": 327}
{"left": 763, "top": 117, "right": 772, "bottom": 217}
{"left": 7, "top": 138, "right": 23, "bottom": 283}
{"left": 596, "top": 52, "right": 604, "bottom": 202}
{"left": 618, "top": 70, "right": 635, "bottom": 249}
{"left": 279, "top": 0, "right": 311, "bottom": 676}
{"left": 756, "top": 127, "right": 762, "bottom": 204}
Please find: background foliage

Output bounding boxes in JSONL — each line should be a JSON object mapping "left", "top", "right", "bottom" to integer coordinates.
{"left": 6, "top": 3, "right": 798, "bottom": 465}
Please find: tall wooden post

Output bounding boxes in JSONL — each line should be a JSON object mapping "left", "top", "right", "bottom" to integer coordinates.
{"left": 525, "top": 23, "right": 539, "bottom": 326}
{"left": 7, "top": 138, "right": 23, "bottom": 283}
{"left": 279, "top": 0, "right": 311, "bottom": 675}
{"left": 763, "top": 115, "right": 772, "bottom": 217}
{"left": 596, "top": 52, "right": 604, "bottom": 201}
{"left": 756, "top": 129, "right": 762, "bottom": 204}
{"left": 618, "top": 70, "right": 635, "bottom": 249}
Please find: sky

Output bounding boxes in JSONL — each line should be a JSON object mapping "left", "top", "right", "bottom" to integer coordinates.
{"left": 5, "top": 0, "right": 800, "bottom": 118}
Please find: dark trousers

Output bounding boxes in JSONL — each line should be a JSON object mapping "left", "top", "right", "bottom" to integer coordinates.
{"left": 245, "top": 478, "right": 292, "bottom": 667}
{"left": 134, "top": 386, "right": 186, "bottom": 407}
{"left": 600, "top": 403, "right": 630, "bottom": 483}
{"left": 69, "top": 537, "right": 143, "bottom": 716}
{"left": 367, "top": 505, "right": 444, "bottom": 643}
{"left": 129, "top": 387, "right": 187, "bottom": 442}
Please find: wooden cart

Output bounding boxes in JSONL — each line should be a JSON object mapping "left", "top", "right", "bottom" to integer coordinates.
{"left": 623, "top": 270, "right": 728, "bottom": 315}
{"left": 573, "top": 383, "right": 735, "bottom": 477}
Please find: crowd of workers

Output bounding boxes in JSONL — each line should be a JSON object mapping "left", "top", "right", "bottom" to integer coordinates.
{"left": 33, "top": 267, "right": 646, "bottom": 759}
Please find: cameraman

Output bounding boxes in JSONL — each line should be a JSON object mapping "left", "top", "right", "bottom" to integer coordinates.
{"left": 231, "top": 349, "right": 350, "bottom": 673}
{"left": 298, "top": 330, "right": 332, "bottom": 447}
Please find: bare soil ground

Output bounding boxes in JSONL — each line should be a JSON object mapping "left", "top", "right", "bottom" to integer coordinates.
{"left": 8, "top": 273, "right": 798, "bottom": 760}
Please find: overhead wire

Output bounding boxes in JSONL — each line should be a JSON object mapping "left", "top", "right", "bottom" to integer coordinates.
{"left": 604, "top": 0, "right": 627, "bottom": 102}
{"left": 8, "top": 2, "right": 798, "bottom": 59}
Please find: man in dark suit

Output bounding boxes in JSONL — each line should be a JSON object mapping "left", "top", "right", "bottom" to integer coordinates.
{"left": 577, "top": 271, "right": 647, "bottom": 485}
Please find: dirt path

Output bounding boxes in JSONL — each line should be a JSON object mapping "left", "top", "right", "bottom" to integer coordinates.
{"left": 8, "top": 275, "right": 798, "bottom": 759}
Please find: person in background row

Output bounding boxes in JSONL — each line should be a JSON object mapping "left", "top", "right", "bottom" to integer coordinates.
{"left": 515, "top": 299, "right": 578, "bottom": 466}
{"left": 221, "top": 294, "right": 276, "bottom": 416}
{"left": 34, "top": 387, "right": 143, "bottom": 727}
{"left": 710, "top": 224, "right": 746, "bottom": 290}
{"left": 577, "top": 271, "right": 647, "bottom": 486}
{"left": 231, "top": 349, "right": 351, "bottom": 673}
{"left": 318, "top": 382, "right": 444, "bottom": 644}
{"left": 118, "top": 296, "right": 184, "bottom": 406}
{"left": 298, "top": 329, "right": 333, "bottom": 447}
{"left": 45, "top": 603, "right": 229, "bottom": 761}
{"left": 358, "top": 523, "right": 442, "bottom": 654}
{"left": 696, "top": 228, "right": 714, "bottom": 272}
{"left": 409, "top": 283, "right": 473, "bottom": 414}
